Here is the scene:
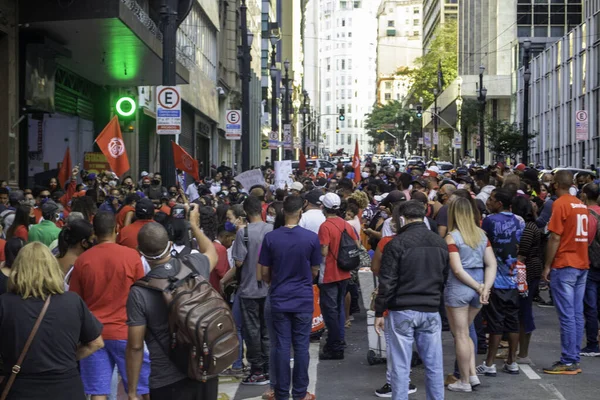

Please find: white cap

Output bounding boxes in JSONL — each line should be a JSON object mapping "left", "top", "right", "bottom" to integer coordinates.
{"left": 290, "top": 182, "right": 303, "bottom": 191}
{"left": 428, "top": 166, "right": 440, "bottom": 174}
{"left": 374, "top": 193, "right": 389, "bottom": 203}
{"left": 141, "top": 171, "right": 149, "bottom": 177}
{"left": 320, "top": 192, "right": 341, "bottom": 209}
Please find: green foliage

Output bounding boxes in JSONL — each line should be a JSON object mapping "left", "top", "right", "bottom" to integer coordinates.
{"left": 401, "top": 20, "right": 458, "bottom": 106}
{"left": 364, "top": 101, "right": 423, "bottom": 154}
{"left": 485, "top": 119, "right": 536, "bottom": 161}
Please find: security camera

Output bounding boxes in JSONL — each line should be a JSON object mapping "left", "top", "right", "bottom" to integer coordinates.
{"left": 216, "top": 87, "right": 225, "bottom": 96}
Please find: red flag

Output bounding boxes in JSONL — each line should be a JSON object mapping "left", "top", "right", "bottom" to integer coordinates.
{"left": 57, "top": 146, "right": 72, "bottom": 189}
{"left": 352, "top": 139, "right": 361, "bottom": 183}
{"left": 299, "top": 150, "right": 307, "bottom": 171}
{"left": 172, "top": 141, "right": 199, "bottom": 181}
{"left": 95, "top": 116, "right": 130, "bottom": 177}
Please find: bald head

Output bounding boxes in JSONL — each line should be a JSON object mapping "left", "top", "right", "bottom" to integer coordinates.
{"left": 138, "top": 222, "right": 170, "bottom": 258}
{"left": 441, "top": 184, "right": 457, "bottom": 196}
{"left": 554, "top": 170, "right": 574, "bottom": 191}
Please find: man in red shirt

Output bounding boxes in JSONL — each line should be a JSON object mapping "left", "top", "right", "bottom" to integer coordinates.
{"left": 117, "top": 198, "right": 155, "bottom": 249}
{"left": 317, "top": 192, "right": 358, "bottom": 360}
{"left": 70, "top": 211, "right": 150, "bottom": 398}
{"left": 211, "top": 228, "right": 235, "bottom": 291}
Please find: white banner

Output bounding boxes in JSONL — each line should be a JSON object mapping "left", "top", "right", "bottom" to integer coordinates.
{"left": 274, "top": 160, "right": 294, "bottom": 189}
{"left": 234, "top": 169, "right": 265, "bottom": 191}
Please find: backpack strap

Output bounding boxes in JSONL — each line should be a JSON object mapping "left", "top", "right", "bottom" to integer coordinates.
{"left": 134, "top": 258, "right": 195, "bottom": 292}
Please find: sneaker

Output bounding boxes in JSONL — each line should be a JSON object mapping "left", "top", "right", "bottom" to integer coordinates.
{"left": 476, "top": 361, "right": 497, "bottom": 376}
{"left": 242, "top": 372, "right": 270, "bottom": 385}
{"left": 543, "top": 361, "right": 580, "bottom": 375}
{"left": 532, "top": 295, "right": 542, "bottom": 303}
{"left": 580, "top": 345, "right": 600, "bottom": 357}
{"left": 408, "top": 384, "right": 417, "bottom": 395}
{"left": 444, "top": 374, "right": 458, "bottom": 386}
{"left": 516, "top": 356, "right": 532, "bottom": 365}
{"left": 374, "top": 383, "right": 392, "bottom": 398}
{"left": 503, "top": 362, "right": 520, "bottom": 375}
{"left": 537, "top": 299, "right": 554, "bottom": 308}
{"left": 469, "top": 375, "right": 481, "bottom": 387}
{"left": 448, "top": 381, "right": 472, "bottom": 392}
{"left": 319, "top": 351, "right": 344, "bottom": 360}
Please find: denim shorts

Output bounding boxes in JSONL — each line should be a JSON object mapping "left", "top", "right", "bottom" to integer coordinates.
{"left": 444, "top": 282, "right": 482, "bottom": 309}
{"left": 79, "top": 339, "right": 150, "bottom": 395}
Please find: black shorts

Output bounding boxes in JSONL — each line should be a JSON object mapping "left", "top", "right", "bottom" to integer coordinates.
{"left": 483, "top": 288, "right": 520, "bottom": 334}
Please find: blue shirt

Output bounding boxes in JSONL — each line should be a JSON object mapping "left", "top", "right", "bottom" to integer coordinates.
{"left": 482, "top": 212, "right": 524, "bottom": 290}
{"left": 258, "top": 226, "right": 322, "bottom": 313}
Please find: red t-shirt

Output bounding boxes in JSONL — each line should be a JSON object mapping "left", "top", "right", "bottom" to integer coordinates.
{"left": 69, "top": 242, "right": 145, "bottom": 340}
{"left": 158, "top": 205, "right": 172, "bottom": 215}
{"left": 210, "top": 241, "right": 230, "bottom": 291}
{"left": 0, "top": 239, "right": 5, "bottom": 262}
{"left": 318, "top": 217, "right": 358, "bottom": 284}
{"left": 377, "top": 236, "right": 394, "bottom": 252}
{"left": 117, "top": 219, "right": 154, "bottom": 249}
{"left": 261, "top": 203, "right": 269, "bottom": 222}
{"left": 548, "top": 194, "right": 590, "bottom": 270}
{"left": 14, "top": 225, "right": 28, "bottom": 242}
{"left": 116, "top": 205, "right": 135, "bottom": 232}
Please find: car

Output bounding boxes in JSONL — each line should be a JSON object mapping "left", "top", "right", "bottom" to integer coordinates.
{"left": 436, "top": 162, "right": 454, "bottom": 172}
{"left": 291, "top": 159, "right": 336, "bottom": 172}
{"left": 537, "top": 167, "right": 596, "bottom": 179}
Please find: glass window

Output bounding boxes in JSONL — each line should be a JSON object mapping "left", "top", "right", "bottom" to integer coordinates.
{"left": 342, "top": 60, "right": 346, "bottom": 70}
{"left": 385, "top": 93, "right": 392, "bottom": 100}
{"left": 413, "top": 19, "right": 419, "bottom": 26}
{"left": 518, "top": 25, "right": 531, "bottom": 37}
{"left": 550, "top": 26, "right": 564, "bottom": 37}
{"left": 388, "top": 20, "right": 395, "bottom": 27}
{"left": 385, "top": 81, "right": 392, "bottom": 89}
{"left": 534, "top": 26, "right": 547, "bottom": 37}
{"left": 413, "top": 7, "right": 419, "bottom": 14}
{"left": 326, "top": 118, "right": 331, "bottom": 129}
{"left": 354, "top": 1, "right": 360, "bottom": 8}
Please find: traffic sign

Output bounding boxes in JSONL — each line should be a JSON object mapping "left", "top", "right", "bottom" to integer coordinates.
{"left": 283, "top": 124, "right": 292, "bottom": 150}
{"left": 156, "top": 86, "right": 181, "bottom": 135}
{"left": 433, "top": 131, "right": 439, "bottom": 145}
{"left": 226, "top": 110, "right": 242, "bottom": 140}
{"left": 576, "top": 110, "right": 589, "bottom": 141}
{"left": 268, "top": 131, "right": 279, "bottom": 150}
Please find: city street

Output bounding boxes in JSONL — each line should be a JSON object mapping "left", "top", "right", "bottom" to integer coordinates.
{"left": 223, "top": 292, "right": 600, "bottom": 400}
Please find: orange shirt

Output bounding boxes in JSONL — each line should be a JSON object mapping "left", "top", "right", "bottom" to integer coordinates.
{"left": 0, "top": 239, "right": 5, "bottom": 262}
{"left": 158, "top": 205, "right": 172, "bottom": 215}
{"left": 70, "top": 242, "right": 144, "bottom": 340}
{"left": 14, "top": 225, "right": 28, "bottom": 242}
{"left": 548, "top": 194, "right": 590, "bottom": 270}
{"left": 115, "top": 205, "right": 135, "bottom": 232}
{"left": 33, "top": 207, "right": 43, "bottom": 224}
{"left": 377, "top": 236, "right": 394, "bottom": 252}
{"left": 318, "top": 217, "right": 358, "bottom": 283}
{"left": 117, "top": 219, "right": 154, "bottom": 250}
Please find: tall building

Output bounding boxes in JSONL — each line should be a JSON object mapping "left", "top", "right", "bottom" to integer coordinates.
{"left": 376, "top": 0, "right": 423, "bottom": 105}
{"left": 422, "top": 0, "right": 457, "bottom": 54}
{"left": 310, "top": 0, "right": 378, "bottom": 156}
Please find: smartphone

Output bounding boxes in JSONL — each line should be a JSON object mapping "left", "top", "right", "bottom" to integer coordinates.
{"left": 171, "top": 206, "right": 186, "bottom": 220}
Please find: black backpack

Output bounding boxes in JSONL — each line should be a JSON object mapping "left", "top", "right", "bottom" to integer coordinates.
{"left": 330, "top": 220, "right": 360, "bottom": 271}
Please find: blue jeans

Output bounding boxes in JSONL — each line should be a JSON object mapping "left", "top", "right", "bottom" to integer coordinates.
{"left": 271, "top": 312, "right": 312, "bottom": 400}
{"left": 550, "top": 267, "right": 588, "bottom": 364}
{"left": 583, "top": 269, "right": 600, "bottom": 348}
{"left": 319, "top": 280, "right": 348, "bottom": 353}
{"left": 265, "top": 295, "right": 277, "bottom": 387}
{"left": 232, "top": 292, "right": 244, "bottom": 370}
{"left": 388, "top": 311, "right": 444, "bottom": 400}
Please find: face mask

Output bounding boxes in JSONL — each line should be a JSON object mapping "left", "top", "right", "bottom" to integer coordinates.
{"left": 437, "top": 193, "right": 445, "bottom": 203}
{"left": 169, "top": 191, "right": 177, "bottom": 197}
{"left": 457, "top": 184, "right": 465, "bottom": 190}
{"left": 152, "top": 179, "right": 160, "bottom": 185}
{"left": 539, "top": 192, "right": 548, "bottom": 201}
{"left": 361, "top": 172, "right": 370, "bottom": 179}
{"left": 578, "top": 183, "right": 584, "bottom": 190}
{"left": 142, "top": 183, "right": 150, "bottom": 188}
{"left": 24, "top": 199, "right": 35, "bottom": 207}
{"left": 49, "top": 183, "right": 57, "bottom": 188}
{"left": 29, "top": 216, "right": 36, "bottom": 225}
{"left": 266, "top": 215, "right": 275, "bottom": 224}
{"left": 222, "top": 190, "right": 229, "bottom": 196}
{"left": 224, "top": 221, "right": 237, "bottom": 232}
{"left": 380, "top": 211, "right": 388, "bottom": 219}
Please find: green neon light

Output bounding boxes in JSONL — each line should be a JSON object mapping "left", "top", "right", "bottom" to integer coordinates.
{"left": 116, "top": 97, "right": 136, "bottom": 117}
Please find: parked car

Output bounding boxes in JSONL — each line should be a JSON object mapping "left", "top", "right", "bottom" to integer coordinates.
{"left": 291, "top": 159, "right": 336, "bottom": 172}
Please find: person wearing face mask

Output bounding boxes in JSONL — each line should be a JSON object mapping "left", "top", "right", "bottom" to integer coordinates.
{"left": 56, "top": 218, "right": 94, "bottom": 290}
{"left": 299, "top": 190, "right": 326, "bottom": 234}
{"left": 99, "top": 188, "right": 122, "bottom": 214}
{"left": 28, "top": 200, "right": 62, "bottom": 246}
{"left": 116, "top": 193, "right": 140, "bottom": 232}
{"left": 576, "top": 172, "right": 594, "bottom": 193}
{"left": 435, "top": 183, "right": 458, "bottom": 238}
{"left": 266, "top": 202, "right": 283, "bottom": 225}
{"left": 146, "top": 173, "right": 168, "bottom": 206}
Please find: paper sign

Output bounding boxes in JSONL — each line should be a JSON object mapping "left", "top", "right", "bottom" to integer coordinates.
{"left": 234, "top": 169, "right": 266, "bottom": 191}
{"left": 274, "top": 160, "right": 294, "bottom": 189}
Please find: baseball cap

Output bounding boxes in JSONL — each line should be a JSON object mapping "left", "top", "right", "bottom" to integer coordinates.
{"left": 374, "top": 193, "right": 389, "bottom": 203}
{"left": 380, "top": 190, "right": 407, "bottom": 208}
{"left": 141, "top": 171, "right": 149, "bottom": 178}
{"left": 319, "top": 192, "right": 341, "bottom": 209}
{"left": 515, "top": 163, "right": 526, "bottom": 171}
{"left": 87, "top": 173, "right": 97, "bottom": 181}
{"left": 290, "top": 182, "right": 303, "bottom": 191}
{"left": 314, "top": 177, "right": 328, "bottom": 188}
{"left": 304, "top": 190, "right": 323, "bottom": 206}
{"left": 423, "top": 170, "right": 439, "bottom": 178}
{"left": 412, "top": 178, "right": 428, "bottom": 188}
{"left": 41, "top": 200, "right": 59, "bottom": 217}
{"left": 136, "top": 198, "right": 155, "bottom": 219}
{"left": 428, "top": 166, "right": 441, "bottom": 174}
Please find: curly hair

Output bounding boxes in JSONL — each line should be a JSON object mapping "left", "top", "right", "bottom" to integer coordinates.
{"left": 348, "top": 190, "right": 369, "bottom": 209}
{"left": 200, "top": 206, "right": 218, "bottom": 241}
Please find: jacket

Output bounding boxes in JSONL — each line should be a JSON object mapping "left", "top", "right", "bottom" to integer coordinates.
{"left": 375, "top": 222, "right": 449, "bottom": 317}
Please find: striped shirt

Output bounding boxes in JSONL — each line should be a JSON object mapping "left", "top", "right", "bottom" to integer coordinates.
{"left": 518, "top": 221, "right": 543, "bottom": 282}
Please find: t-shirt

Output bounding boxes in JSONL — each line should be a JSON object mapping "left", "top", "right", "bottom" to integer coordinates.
{"left": 0, "top": 239, "right": 4, "bottom": 262}
{"left": 117, "top": 219, "right": 154, "bottom": 249}
{"left": 232, "top": 222, "right": 273, "bottom": 298}
{"left": 0, "top": 292, "right": 102, "bottom": 375}
{"left": 300, "top": 209, "right": 326, "bottom": 234}
{"left": 116, "top": 205, "right": 135, "bottom": 231}
{"left": 435, "top": 205, "right": 449, "bottom": 227}
{"left": 0, "top": 272, "right": 8, "bottom": 295}
{"left": 258, "top": 226, "right": 322, "bottom": 313}
{"left": 14, "top": 225, "right": 28, "bottom": 241}
{"left": 28, "top": 220, "right": 61, "bottom": 247}
{"left": 126, "top": 254, "right": 210, "bottom": 389}
{"left": 587, "top": 205, "right": 600, "bottom": 245}
{"left": 548, "top": 194, "right": 591, "bottom": 270}
{"left": 210, "top": 240, "right": 230, "bottom": 290}
{"left": 377, "top": 235, "right": 395, "bottom": 252}
{"left": 70, "top": 242, "right": 145, "bottom": 340}
{"left": 318, "top": 217, "right": 357, "bottom": 284}
{"left": 482, "top": 212, "right": 524, "bottom": 289}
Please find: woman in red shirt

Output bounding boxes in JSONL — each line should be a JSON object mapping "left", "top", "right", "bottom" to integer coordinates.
{"left": 6, "top": 205, "right": 32, "bottom": 241}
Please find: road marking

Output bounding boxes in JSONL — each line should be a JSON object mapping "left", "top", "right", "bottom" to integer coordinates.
{"left": 540, "top": 383, "right": 568, "bottom": 400}
{"left": 519, "top": 364, "right": 541, "bottom": 380}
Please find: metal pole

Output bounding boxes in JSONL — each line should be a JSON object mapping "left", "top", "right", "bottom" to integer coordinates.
{"left": 284, "top": 62, "right": 291, "bottom": 160}
{"left": 478, "top": 71, "right": 486, "bottom": 165}
{"left": 241, "top": 0, "right": 250, "bottom": 172}
{"left": 522, "top": 41, "right": 531, "bottom": 166}
{"left": 270, "top": 46, "right": 278, "bottom": 163}
{"left": 420, "top": 120, "right": 423, "bottom": 157}
{"left": 434, "top": 96, "right": 438, "bottom": 159}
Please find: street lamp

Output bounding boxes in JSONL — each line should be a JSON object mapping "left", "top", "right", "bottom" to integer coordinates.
{"left": 301, "top": 90, "right": 310, "bottom": 155}
{"left": 478, "top": 65, "right": 487, "bottom": 165}
{"left": 419, "top": 96, "right": 424, "bottom": 156}
{"left": 269, "top": 30, "right": 280, "bottom": 163}
{"left": 433, "top": 87, "right": 439, "bottom": 159}
{"left": 522, "top": 39, "right": 532, "bottom": 166}
{"left": 239, "top": 0, "right": 252, "bottom": 172}
{"left": 283, "top": 59, "right": 291, "bottom": 160}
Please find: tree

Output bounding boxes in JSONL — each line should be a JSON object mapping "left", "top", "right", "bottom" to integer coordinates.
{"left": 364, "top": 101, "right": 422, "bottom": 155}
{"left": 485, "top": 119, "right": 536, "bottom": 162}
{"left": 399, "top": 20, "right": 458, "bottom": 107}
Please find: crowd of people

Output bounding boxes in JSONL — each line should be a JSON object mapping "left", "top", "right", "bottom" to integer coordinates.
{"left": 0, "top": 157, "right": 598, "bottom": 400}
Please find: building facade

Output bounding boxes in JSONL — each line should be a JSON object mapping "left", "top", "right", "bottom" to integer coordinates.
{"left": 422, "top": 0, "right": 457, "bottom": 54}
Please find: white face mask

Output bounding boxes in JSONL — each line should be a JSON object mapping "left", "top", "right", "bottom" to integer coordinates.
{"left": 361, "top": 172, "right": 370, "bottom": 179}
{"left": 457, "top": 184, "right": 466, "bottom": 190}
{"left": 266, "top": 215, "right": 275, "bottom": 224}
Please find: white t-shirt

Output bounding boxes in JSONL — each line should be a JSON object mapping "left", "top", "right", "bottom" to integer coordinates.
{"left": 381, "top": 217, "right": 431, "bottom": 237}
{"left": 141, "top": 244, "right": 199, "bottom": 274}
{"left": 299, "top": 209, "right": 326, "bottom": 234}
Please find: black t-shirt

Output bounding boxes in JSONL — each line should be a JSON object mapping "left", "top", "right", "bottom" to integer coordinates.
{"left": 0, "top": 292, "right": 102, "bottom": 375}
{"left": 0, "top": 273, "right": 8, "bottom": 296}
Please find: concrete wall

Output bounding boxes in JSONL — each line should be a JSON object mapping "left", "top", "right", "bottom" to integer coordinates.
{"left": 0, "top": 0, "right": 18, "bottom": 183}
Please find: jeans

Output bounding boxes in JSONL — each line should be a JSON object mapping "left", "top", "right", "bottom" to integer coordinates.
{"left": 271, "top": 312, "right": 312, "bottom": 400}
{"left": 319, "top": 280, "right": 349, "bottom": 353}
{"left": 149, "top": 377, "right": 218, "bottom": 400}
{"left": 583, "top": 269, "right": 600, "bottom": 348}
{"left": 453, "top": 323, "right": 477, "bottom": 379}
{"left": 550, "top": 267, "right": 588, "bottom": 364}
{"left": 265, "top": 295, "right": 277, "bottom": 387}
{"left": 240, "top": 297, "right": 270, "bottom": 373}
{"left": 232, "top": 292, "right": 244, "bottom": 370}
{"left": 388, "top": 311, "right": 444, "bottom": 400}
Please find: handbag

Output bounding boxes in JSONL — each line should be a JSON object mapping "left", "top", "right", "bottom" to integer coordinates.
{"left": 0, "top": 295, "right": 52, "bottom": 400}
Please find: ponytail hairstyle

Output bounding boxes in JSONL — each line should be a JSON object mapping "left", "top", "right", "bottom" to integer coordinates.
{"left": 57, "top": 219, "right": 94, "bottom": 258}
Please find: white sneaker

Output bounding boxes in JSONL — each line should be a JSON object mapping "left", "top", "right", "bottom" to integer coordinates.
{"left": 476, "top": 361, "right": 497, "bottom": 376}
{"left": 448, "top": 381, "right": 472, "bottom": 392}
{"left": 469, "top": 375, "right": 481, "bottom": 387}
{"left": 516, "top": 356, "right": 532, "bottom": 365}
{"left": 503, "top": 362, "right": 520, "bottom": 375}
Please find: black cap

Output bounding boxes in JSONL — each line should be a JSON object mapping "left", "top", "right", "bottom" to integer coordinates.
{"left": 41, "top": 200, "right": 59, "bottom": 217}
{"left": 304, "top": 189, "right": 323, "bottom": 206}
{"left": 380, "top": 190, "right": 407, "bottom": 208}
{"left": 136, "top": 198, "right": 155, "bottom": 219}
{"left": 412, "top": 178, "right": 428, "bottom": 188}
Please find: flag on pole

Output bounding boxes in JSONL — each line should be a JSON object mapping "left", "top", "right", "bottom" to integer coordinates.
{"left": 352, "top": 139, "right": 361, "bottom": 184}
{"left": 299, "top": 150, "right": 307, "bottom": 172}
{"left": 57, "top": 146, "right": 72, "bottom": 189}
{"left": 172, "top": 141, "right": 200, "bottom": 181}
{"left": 95, "top": 116, "right": 130, "bottom": 177}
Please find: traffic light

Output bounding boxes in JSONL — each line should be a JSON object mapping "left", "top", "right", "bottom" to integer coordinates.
{"left": 116, "top": 96, "right": 137, "bottom": 132}
{"left": 338, "top": 108, "right": 345, "bottom": 121}
{"left": 416, "top": 104, "right": 423, "bottom": 119}
{"left": 336, "top": 126, "right": 340, "bottom": 134}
